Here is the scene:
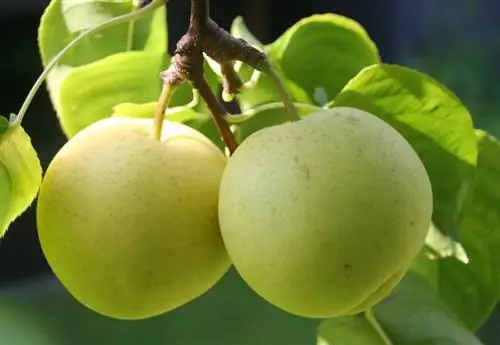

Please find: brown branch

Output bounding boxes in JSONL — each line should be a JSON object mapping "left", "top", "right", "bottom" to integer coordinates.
{"left": 189, "top": 0, "right": 209, "bottom": 40}
{"left": 158, "top": 0, "right": 239, "bottom": 154}
{"left": 220, "top": 61, "right": 243, "bottom": 100}
{"left": 202, "top": 19, "right": 268, "bottom": 69}
{"left": 191, "top": 74, "right": 238, "bottom": 154}
{"left": 159, "top": 0, "right": 299, "bottom": 153}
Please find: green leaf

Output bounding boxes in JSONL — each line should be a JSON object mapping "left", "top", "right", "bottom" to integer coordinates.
{"left": 228, "top": 16, "right": 312, "bottom": 114}
{"left": 0, "top": 297, "right": 62, "bottom": 345}
{"left": 61, "top": 0, "right": 134, "bottom": 34}
{"left": 230, "top": 16, "right": 265, "bottom": 50}
{"left": 267, "top": 13, "right": 380, "bottom": 105}
{"left": 39, "top": 0, "right": 168, "bottom": 137}
{"left": 317, "top": 314, "right": 386, "bottom": 345}
{"left": 39, "top": 0, "right": 167, "bottom": 66}
{"left": 225, "top": 13, "right": 380, "bottom": 141}
{"left": 48, "top": 50, "right": 165, "bottom": 137}
{"left": 235, "top": 66, "right": 312, "bottom": 113}
{"left": 417, "top": 130, "right": 500, "bottom": 331}
{"left": 111, "top": 101, "right": 202, "bottom": 124}
{"left": 330, "top": 63, "right": 478, "bottom": 239}
{"left": 0, "top": 125, "right": 43, "bottom": 237}
{"left": 375, "top": 272, "right": 483, "bottom": 345}
{"left": 318, "top": 272, "right": 484, "bottom": 345}
{"left": 185, "top": 113, "right": 225, "bottom": 151}
{"left": 226, "top": 20, "right": 313, "bottom": 140}
{"left": 0, "top": 116, "right": 8, "bottom": 135}
{"left": 231, "top": 103, "right": 320, "bottom": 142}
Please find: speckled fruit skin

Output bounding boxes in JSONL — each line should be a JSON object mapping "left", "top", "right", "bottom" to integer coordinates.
{"left": 36, "top": 117, "right": 231, "bottom": 320}
{"left": 218, "top": 106, "right": 433, "bottom": 318}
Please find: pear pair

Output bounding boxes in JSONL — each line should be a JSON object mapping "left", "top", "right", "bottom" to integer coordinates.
{"left": 36, "top": 106, "right": 432, "bottom": 320}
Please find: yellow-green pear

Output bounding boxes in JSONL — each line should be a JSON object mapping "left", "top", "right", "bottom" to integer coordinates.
{"left": 218, "top": 106, "right": 433, "bottom": 318}
{"left": 36, "top": 116, "right": 231, "bottom": 320}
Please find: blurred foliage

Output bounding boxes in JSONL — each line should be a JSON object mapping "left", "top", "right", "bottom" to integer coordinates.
{"left": 401, "top": 0, "right": 500, "bottom": 137}
{"left": 1, "top": 270, "right": 318, "bottom": 345}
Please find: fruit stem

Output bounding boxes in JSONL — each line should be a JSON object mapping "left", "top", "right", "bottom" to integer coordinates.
{"left": 364, "top": 308, "right": 394, "bottom": 345}
{"left": 257, "top": 61, "right": 301, "bottom": 122}
{"left": 10, "top": 0, "right": 166, "bottom": 128}
{"left": 153, "top": 83, "right": 176, "bottom": 141}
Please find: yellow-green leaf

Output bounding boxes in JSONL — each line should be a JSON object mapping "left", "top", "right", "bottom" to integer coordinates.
{"left": 0, "top": 122, "right": 42, "bottom": 237}
{"left": 330, "top": 63, "right": 478, "bottom": 239}
{"left": 267, "top": 13, "right": 380, "bottom": 104}
{"left": 52, "top": 50, "right": 165, "bottom": 137}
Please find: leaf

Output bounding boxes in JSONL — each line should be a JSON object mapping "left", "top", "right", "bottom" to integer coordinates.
{"left": 111, "top": 101, "right": 157, "bottom": 118}
{"left": 228, "top": 16, "right": 312, "bottom": 114}
{"left": 39, "top": 0, "right": 168, "bottom": 137}
{"left": 231, "top": 103, "right": 320, "bottom": 142}
{"left": 111, "top": 101, "right": 202, "bottom": 124}
{"left": 61, "top": 0, "right": 133, "bottom": 33}
{"left": 235, "top": 66, "right": 312, "bottom": 113}
{"left": 318, "top": 272, "right": 484, "bottom": 345}
{"left": 185, "top": 113, "right": 225, "bottom": 151}
{"left": 423, "top": 224, "right": 469, "bottom": 265}
{"left": 267, "top": 13, "right": 381, "bottom": 105}
{"left": 49, "top": 50, "right": 165, "bottom": 137}
{"left": 38, "top": 0, "right": 167, "bottom": 66}
{"left": 230, "top": 16, "right": 265, "bottom": 50}
{"left": 330, "top": 63, "right": 478, "bottom": 239}
{"left": 375, "top": 272, "right": 484, "bottom": 345}
{"left": 226, "top": 13, "right": 379, "bottom": 141}
{"left": 0, "top": 116, "right": 8, "bottom": 135}
{"left": 317, "top": 314, "right": 386, "bottom": 345}
{"left": 416, "top": 130, "right": 500, "bottom": 330}
{"left": 0, "top": 124, "right": 43, "bottom": 237}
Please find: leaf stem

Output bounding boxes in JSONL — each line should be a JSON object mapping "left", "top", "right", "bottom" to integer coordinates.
{"left": 126, "top": 21, "right": 135, "bottom": 51}
{"left": 257, "top": 62, "right": 301, "bottom": 122}
{"left": 11, "top": 0, "right": 166, "bottom": 127}
{"left": 364, "top": 309, "right": 394, "bottom": 345}
{"left": 153, "top": 83, "right": 176, "bottom": 141}
{"left": 241, "top": 69, "right": 262, "bottom": 90}
{"left": 126, "top": 1, "right": 138, "bottom": 51}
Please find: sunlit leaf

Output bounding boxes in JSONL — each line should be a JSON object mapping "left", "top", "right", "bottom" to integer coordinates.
{"left": 330, "top": 63, "right": 478, "bottom": 239}
{"left": 0, "top": 121, "right": 43, "bottom": 237}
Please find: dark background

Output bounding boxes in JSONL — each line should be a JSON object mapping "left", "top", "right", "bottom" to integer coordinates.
{"left": 0, "top": 1, "right": 499, "bottom": 344}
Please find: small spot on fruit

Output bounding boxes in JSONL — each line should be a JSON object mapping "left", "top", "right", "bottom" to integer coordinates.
{"left": 345, "top": 115, "right": 360, "bottom": 125}
{"left": 293, "top": 156, "right": 311, "bottom": 180}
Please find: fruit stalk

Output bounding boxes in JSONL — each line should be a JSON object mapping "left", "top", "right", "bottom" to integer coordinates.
{"left": 153, "top": 83, "right": 176, "bottom": 141}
